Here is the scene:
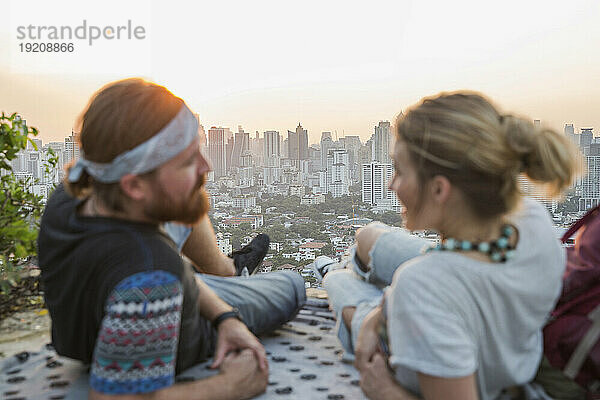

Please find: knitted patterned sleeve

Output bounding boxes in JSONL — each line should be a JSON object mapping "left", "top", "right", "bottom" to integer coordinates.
{"left": 89, "top": 270, "right": 183, "bottom": 395}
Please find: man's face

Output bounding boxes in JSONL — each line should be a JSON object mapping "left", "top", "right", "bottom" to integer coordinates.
{"left": 143, "top": 138, "right": 212, "bottom": 224}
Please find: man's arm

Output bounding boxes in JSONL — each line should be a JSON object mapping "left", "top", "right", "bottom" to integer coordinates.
{"left": 194, "top": 275, "right": 268, "bottom": 370}
{"left": 90, "top": 270, "right": 267, "bottom": 399}
{"left": 90, "top": 349, "right": 267, "bottom": 400}
{"left": 181, "top": 216, "right": 235, "bottom": 276}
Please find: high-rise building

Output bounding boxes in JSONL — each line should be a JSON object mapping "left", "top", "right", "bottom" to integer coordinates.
{"left": 580, "top": 128, "right": 594, "bottom": 149}
{"left": 580, "top": 143, "right": 600, "bottom": 210}
{"left": 238, "top": 151, "right": 254, "bottom": 188}
{"left": 340, "top": 135, "right": 362, "bottom": 183}
{"left": 372, "top": 121, "right": 391, "bottom": 163}
{"left": 249, "top": 131, "right": 264, "bottom": 167}
{"left": 326, "top": 148, "right": 350, "bottom": 197}
{"left": 44, "top": 142, "right": 66, "bottom": 183}
{"left": 264, "top": 131, "right": 281, "bottom": 165}
{"left": 207, "top": 127, "right": 228, "bottom": 179}
{"left": 263, "top": 166, "right": 282, "bottom": 185}
{"left": 360, "top": 139, "right": 373, "bottom": 167}
{"left": 361, "top": 162, "right": 400, "bottom": 211}
{"left": 27, "top": 138, "right": 42, "bottom": 151}
{"left": 308, "top": 144, "right": 321, "bottom": 173}
{"left": 287, "top": 130, "right": 297, "bottom": 161}
{"left": 320, "top": 132, "right": 334, "bottom": 171}
{"left": 564, "top": 123, "right": 577, "bottom": 146}
{"left": 64, "top": 132, "right": 80, "bottom": 165}
{"left": 297, "top": 123, "right": 308, "bottom": 161}
{"left": 10, "top": 150, "right": 28, "bottom": 173}
{"left": 27, "top": 150, "right": 41, "bottom": 180}
{"left": 231, "top": 127, "right": 250, "bottom": 170}
{"left": 287, "top": 123, "right": 308, "bottom": 166}
{"left": 191, "top": 113, "right": 205, "bottom": 146}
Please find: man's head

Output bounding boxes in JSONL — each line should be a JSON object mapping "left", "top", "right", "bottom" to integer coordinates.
{"left": 136, "top": 137, "right": 211, "bottom": 224}
{"left": 66, "top": 78, "right": 211, "bottom": 224}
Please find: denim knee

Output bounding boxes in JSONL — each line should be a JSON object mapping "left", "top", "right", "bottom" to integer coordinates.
{"left": 275, "top": 270, "right": 307, "bottom": 309}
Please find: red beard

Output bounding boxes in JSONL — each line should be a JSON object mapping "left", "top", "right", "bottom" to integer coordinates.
{"left": 143, "top": 174, "right": 210, "bottom": 224}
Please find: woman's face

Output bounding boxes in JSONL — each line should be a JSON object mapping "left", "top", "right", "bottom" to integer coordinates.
{"left": 389, "top": 140, "right": 433, "bottom": 231}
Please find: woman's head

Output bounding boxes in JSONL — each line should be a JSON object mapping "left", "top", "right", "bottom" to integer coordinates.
{"left": 391, "top": 91, "right": 580, "bottom": 229}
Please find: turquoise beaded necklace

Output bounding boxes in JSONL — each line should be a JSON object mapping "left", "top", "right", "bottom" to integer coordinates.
{"left": 424, "top": 224, "right": 517, "bottom": 263}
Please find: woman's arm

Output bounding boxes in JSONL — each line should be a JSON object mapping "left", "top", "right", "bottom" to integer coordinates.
{"left": 359, "top": 353, "right": 479, "bottom": 400}
{"left": 359, "top": 353, "right": 419, "bottom": 400}
{"left": 418, "top": 373, "right": 479, "bottom": 400}
{"left": 355, "top": 306, "right": 384, "bottom": 371}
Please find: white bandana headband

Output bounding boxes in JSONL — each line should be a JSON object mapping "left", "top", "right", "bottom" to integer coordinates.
{"left": 68, "top": 104, "right": 199, "bottom": 183}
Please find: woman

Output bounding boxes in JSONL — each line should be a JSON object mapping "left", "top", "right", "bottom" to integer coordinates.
{"left": 321, "top": 92, "right": 580, "bottom": 399}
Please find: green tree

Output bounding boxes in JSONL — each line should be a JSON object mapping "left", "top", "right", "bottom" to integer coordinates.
{"left": 0, "top": 112, "right": 57, "bottom": 292}
{"left": 377, "top": 211, "right": 403, "bottom": 226}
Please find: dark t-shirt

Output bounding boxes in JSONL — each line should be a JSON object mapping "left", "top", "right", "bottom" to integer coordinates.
{"left": 38, "top": 185, "right": 212, "bottom": 378}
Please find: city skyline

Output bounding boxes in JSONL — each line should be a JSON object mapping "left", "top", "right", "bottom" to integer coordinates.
{"left": 2, "top": 1, "right": 600, "bottom": 144}
{"left": 12, "top": 118, "right": 599, "bottom": 213}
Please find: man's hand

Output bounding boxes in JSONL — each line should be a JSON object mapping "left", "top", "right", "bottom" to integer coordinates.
{"left": 220, "top": 349, "right": 268, "bottom": 399}
{"left": 211, "top": 318, "right": 268, "bottom": 371}
{"left": 355, "top": 306, "right": 383, "bottom": 372}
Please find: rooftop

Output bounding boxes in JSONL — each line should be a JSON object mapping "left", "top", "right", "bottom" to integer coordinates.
{"left": 0, "top": 295, "right": 367, "bottom": 399}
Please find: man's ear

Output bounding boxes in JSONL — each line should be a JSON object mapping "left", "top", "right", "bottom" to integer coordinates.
{"left": 119, "top": 174, "right": 148, "bottom": 202}
{"left": 430, "top": 175, "right": 452, "bottom": 205}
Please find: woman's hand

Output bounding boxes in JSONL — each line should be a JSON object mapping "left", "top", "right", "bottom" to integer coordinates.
{"left": 360, "top": 353, "right": 414, "bottom": 400}
{"left": 355, "top": 306, "right": 383, "bottom": 371}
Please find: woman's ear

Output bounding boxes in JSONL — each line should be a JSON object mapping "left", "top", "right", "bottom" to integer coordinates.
{"left": 430, "top": 175, "right": 452, "bottom": 205}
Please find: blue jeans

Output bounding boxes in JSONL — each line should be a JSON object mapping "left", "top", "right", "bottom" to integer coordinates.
{"left": 323, "top": 224, "right": 428, "bottom": 356}
{"left": 198, "top": 271, "right": 307, "bottom": 336}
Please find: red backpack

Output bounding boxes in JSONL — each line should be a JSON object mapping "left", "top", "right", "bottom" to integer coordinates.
{"left": 543, "top": 204, "right": 600, "bottom": 395}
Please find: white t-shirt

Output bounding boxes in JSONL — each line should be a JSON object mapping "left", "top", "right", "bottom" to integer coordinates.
{"left": 385, "top": 199, "right": 565, "bottom": 399}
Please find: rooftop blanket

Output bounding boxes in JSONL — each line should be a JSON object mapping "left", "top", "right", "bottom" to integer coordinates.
{"left": 1, "top": 298, "right": 367, "bottom": 399}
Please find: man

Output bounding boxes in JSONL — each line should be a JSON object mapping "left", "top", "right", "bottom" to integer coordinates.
{"left": 38, "top": 79, "right": 306, "bottom": 399}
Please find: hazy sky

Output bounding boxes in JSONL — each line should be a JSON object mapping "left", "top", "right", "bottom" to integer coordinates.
{"left": 2, "top": 0, "right": 599, "bottom": 145}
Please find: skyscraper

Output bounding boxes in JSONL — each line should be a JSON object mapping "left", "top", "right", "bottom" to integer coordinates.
{"left": 264, "top": 131, "right": 281, "bottom": 164}
{"left": 64, "top": 132, "right": 80, "bottom": 166}
{"left": 326, "top": 148, "right": 350, "bottom": 197}
{"left": 340, "top": 135, "right": 362, "bottom": 183}
{"left": 580, "top": 143, "right": 600, "bottom": 210}
{"left": 249, "top": 131, "right": 264, "bottom": 166}
{"left": 231, "top": 127, "right": 250, "bottom": 170}
{"left": 372, "top": 121, "right": 391, "bottom": 163}
{"left": 320, "top": 132, "right": 334, "bottom": 172}
{"left": 287, "top": 130, "right": 297, "bottom": 162}
{"left": 580, "top": 128, "right": 594, "bottom": 148}
{"left": 287, "top": 123, "right": 308, "bottom": 166}
{"left": 297, "top": 123, "right": 308, "bottom": 161}
{"left": 564, "top": 124, "right": 578, "bottom": 147}
{"left": 207, "top": 127, "right": 227, "bottom": 179}
{"left": 44, "top": 142, "right": 66, "bottom": 183}
{"left": 362, "top": 161, "right": 400, "bottom": 211}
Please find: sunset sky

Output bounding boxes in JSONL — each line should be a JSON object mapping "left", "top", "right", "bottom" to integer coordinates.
{"left": 2, "top": 0, "right": 599, "bottom": 145}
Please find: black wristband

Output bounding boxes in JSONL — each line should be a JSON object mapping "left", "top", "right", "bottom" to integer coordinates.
{"left": 212, "top": 308, "right": 243, "bottom": 329}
